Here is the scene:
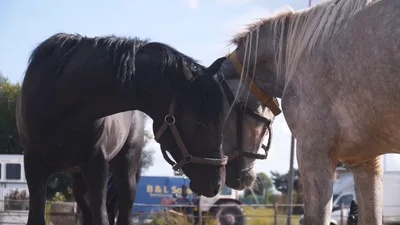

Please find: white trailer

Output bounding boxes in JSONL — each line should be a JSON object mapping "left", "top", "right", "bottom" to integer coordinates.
{"left": 299, "top": 153, "right": 400, "bottom": 225}
{"left": 0, "top": 154, "right": 29, "bottom": 225}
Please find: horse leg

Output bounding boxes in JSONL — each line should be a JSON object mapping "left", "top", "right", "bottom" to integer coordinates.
{"left": 297, "top": 139, "right": 338, "bottom": 225}
{"left": 80, "top": 151, "right": 109, "bottom": 225}
{"left": 348, "top": 156, "right": 383, "bottom": 225}
{"left": 111, "top": 146, "right": 141, "bottom": 225}
{"left": 24, "top": 150, "right": 52, "bottom": 225}
{"left": 71, "top": 172, "right": 92, "bottom": 225}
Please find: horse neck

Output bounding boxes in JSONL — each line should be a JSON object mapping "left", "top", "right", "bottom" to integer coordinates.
{"left": 54, "top": 68, "right": 173, "bottom": 136}
{"left": 54, "top": 85, "right": 137, "bottom": 133}
{"left": 133, "top": 73, "right": 174, "bottom": 120}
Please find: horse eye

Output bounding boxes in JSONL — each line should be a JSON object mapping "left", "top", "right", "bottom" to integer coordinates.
{"left": 192, "top": 65, "right": 198, "bottom": 70}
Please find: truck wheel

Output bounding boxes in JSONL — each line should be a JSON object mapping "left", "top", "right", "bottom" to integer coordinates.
{"left": 214, "top": 203, "right": 245, "bottom": 225}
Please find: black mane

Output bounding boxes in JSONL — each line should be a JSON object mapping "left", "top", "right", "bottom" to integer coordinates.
{"left": 25, "top": 33, "right": 204, "bottom": 87}
{"left": 148, "top": 41, "right": 201, "bottom": 69}
{"left": 26, "top": 33, "right": 149, "bottom": 88}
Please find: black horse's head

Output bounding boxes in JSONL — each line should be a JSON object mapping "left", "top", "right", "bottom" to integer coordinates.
{"left": 134, "top": 42, "right": 227, "bottom": 197}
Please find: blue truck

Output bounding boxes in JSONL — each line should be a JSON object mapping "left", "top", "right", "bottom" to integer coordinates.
{"left": 133, "top": 176, "right": 194, "bottom": 215}
{"left": 132, "top": 176, "right": 245, "bottom": 225}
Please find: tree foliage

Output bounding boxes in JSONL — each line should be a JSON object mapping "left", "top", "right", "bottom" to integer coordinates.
{"left": 141, "top": 126, "right": 155, "bottom": 172}
{"left": 244, "top": 172, "right": 273, "bottom": 197}
{"left": 270, "top": 169, "right": 301, "bottom": 195}
{"left": 243, "top": 172, "right": 274, "bottom": 204}
{"left": 271, "top": 162, "right": 344, "bottom": 195}
{"left": 0, "top": 73, "right": 22, "bottom": 154}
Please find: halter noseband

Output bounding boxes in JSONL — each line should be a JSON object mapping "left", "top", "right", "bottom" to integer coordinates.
{"left": 216, "top": 50, "right": 282, "bottom": 162}
{"left": 154, "top": 95, "right": 228, "bottom": 171}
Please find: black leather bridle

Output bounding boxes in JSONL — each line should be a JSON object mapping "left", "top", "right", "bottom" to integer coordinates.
{"left": 215, "top": 72, "right": 274, "bottom": 161}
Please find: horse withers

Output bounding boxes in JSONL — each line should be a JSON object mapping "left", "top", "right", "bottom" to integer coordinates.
{"left": 17, "top": 34, "right": 227, "bottom": 225}
{"left": 210, "top": 0, "right": 400, "bottom": 224}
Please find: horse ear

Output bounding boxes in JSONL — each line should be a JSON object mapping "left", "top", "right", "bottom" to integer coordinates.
{"left": 206, "top": 57, "right": 227, "bottom": 75}
{"left": 182, "top": 63, "right": 194, "bottom": 81}
{"left": 177, "top": 57, "right": 195, "bottom": 82}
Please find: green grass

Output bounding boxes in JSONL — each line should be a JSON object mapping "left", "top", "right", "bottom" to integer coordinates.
{"left": 145, "top": 210, "right": 218, "bottom": 225}
{"left": 143, "top": 206, "right": 300, "bottom": 225}
{"left": 242, "top": 206, "right": 300, "bottom": 225}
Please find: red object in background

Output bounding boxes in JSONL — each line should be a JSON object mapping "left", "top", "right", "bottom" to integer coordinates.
{"left": 160, "top": 198, "right": 173, "bottom": 205}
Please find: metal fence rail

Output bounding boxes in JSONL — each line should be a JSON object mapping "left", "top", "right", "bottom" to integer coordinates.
{"left": 0, "top": 200, "right": 398, "bottom": 225}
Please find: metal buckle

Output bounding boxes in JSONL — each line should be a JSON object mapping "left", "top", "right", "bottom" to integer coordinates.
{"left": 164, "top": 115, "right": 176, "bottom": 125}
{"left": 215, "top": 72, "right": 225, "bottom": 83}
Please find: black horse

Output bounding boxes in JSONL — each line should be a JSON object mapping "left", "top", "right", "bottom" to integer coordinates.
{"left": 70, "top": 111, "right": 145, "bottom": 225}
{"left": 16, "top": 33, "right": 227, "bottom": 225}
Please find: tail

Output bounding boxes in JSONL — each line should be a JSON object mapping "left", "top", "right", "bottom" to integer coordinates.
{"left": 105, "top": 163, "right": 142, "bottom": 224}
{"left": 106, "top": 172, "right": 118, "bottom": 220}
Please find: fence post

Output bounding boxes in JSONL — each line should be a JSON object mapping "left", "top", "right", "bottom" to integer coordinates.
{"left": 340, "top": 203, "right": 344, "bottom": 225}
{"left": 198, "top": 201, "right": 202, "bottom": 225}
{"left": 273, "top": 202, "right": 278, "bottom": 225}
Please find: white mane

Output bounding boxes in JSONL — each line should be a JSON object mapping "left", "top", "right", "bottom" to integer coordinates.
{"left": 232, "top": 0, "right": 371, "bottom": 85}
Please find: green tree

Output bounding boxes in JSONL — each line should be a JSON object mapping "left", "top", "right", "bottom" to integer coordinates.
{"left": 270, "top": 169, "right": 304, "bottom": 214}
{"left": 270, "top": 169, "right": 301, "bottom": 195}
{"left": 243, "top": 172, "right": 273, "bottom": 204}
{"left": 244, "top": 172, "right": 273, "bottom": 196}
{"left": 141, "top": 130, "right": 155, "bottom": 172}
{"left": 0, "top": 72, "right": 22, "bottom": 154}
{"left": 257, "top": 172, "right": 273, "bottom": 192}
{"left": 271, "top": 162, "right": 344, "bottom": 195}
{"left": 47, "top": 172, "right": 73, "bottom": 201}
{"left": 140, "top": 115, "right": 155, "bottom": 172}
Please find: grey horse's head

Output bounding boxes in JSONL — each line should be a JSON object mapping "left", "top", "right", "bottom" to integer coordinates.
{"left": 209, "top": 50, "right": 281, "bottom": 190}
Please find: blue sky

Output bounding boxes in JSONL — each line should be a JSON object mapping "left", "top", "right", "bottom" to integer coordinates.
{"left": 0, "top": 0, "right": 322, "bottom": 177}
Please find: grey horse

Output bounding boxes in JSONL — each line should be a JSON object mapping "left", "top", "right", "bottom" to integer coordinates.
{"left": 70, "top": 111, "right": 145, "bottom": 225}
{"left": 211, "top": 0, "right": 400, "bottom": 224}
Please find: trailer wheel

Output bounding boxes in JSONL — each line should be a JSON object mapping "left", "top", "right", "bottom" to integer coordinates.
{"left": 213, "top": 203, "right": 245, "bottom": 225}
